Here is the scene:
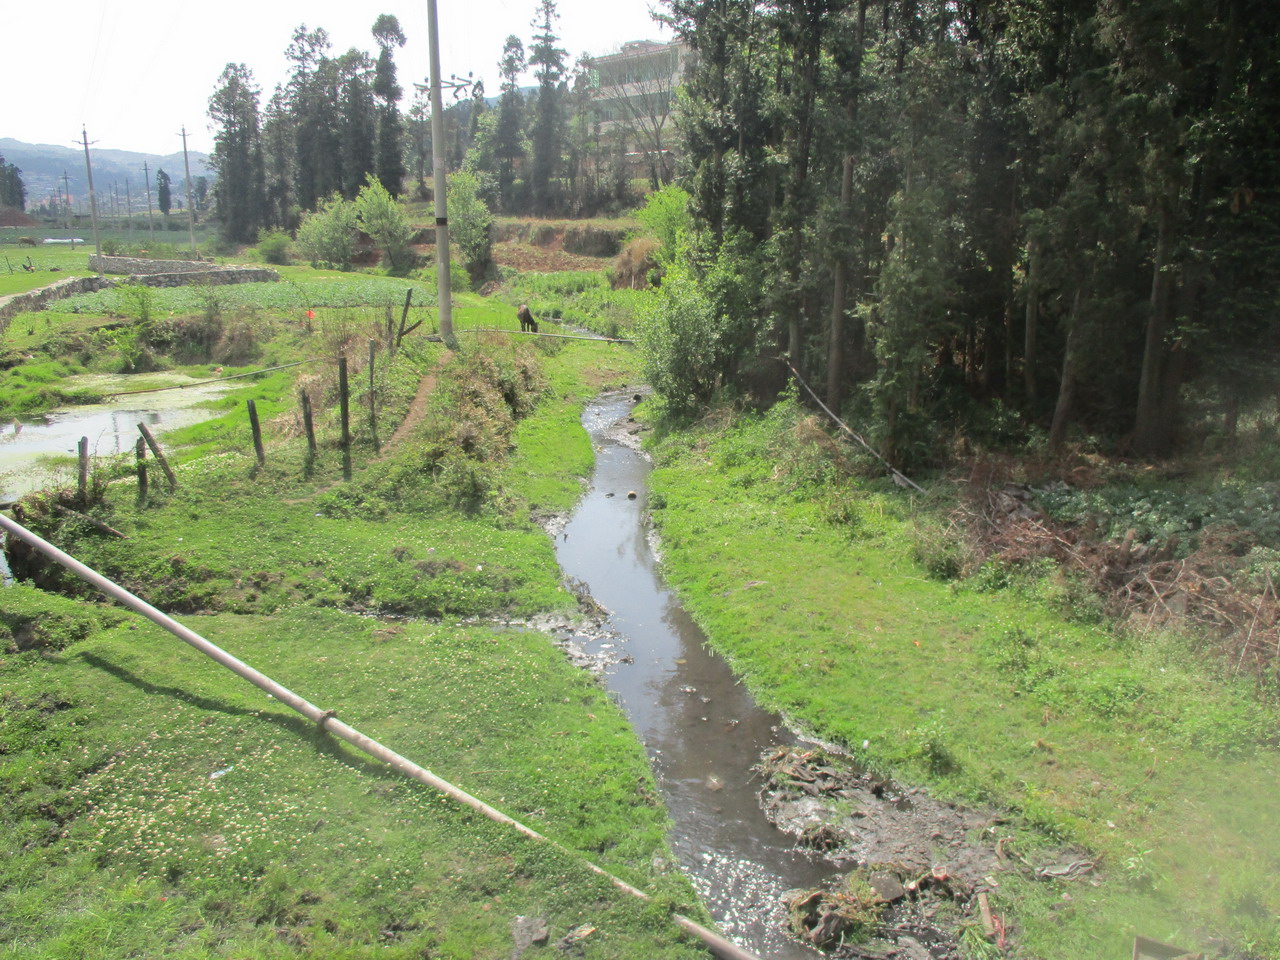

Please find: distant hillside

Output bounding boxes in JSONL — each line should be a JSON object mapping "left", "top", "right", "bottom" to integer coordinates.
{"left": 0, "top": 138, "right": 212, "bottom": 212}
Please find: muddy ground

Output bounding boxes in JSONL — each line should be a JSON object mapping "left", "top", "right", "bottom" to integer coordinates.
{"left": 756, "top": 746, "right": 1100, "bottom": 959}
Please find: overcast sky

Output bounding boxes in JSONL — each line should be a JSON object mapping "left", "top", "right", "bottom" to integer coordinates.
{"left": 2, "top": 0, "right": 670, "bottom": 156}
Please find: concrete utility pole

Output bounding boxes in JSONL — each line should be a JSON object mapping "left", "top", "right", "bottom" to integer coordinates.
{"left": 62, "top": 170, "right": 72, "bottom": 229}
{"left": 180, "top": 126, "right": 199, "bottom": 259}
{"left": 425, "top": 0, "right": 456, "bottom": 346}
{"left": 77, "top": 126, "right": 103, "bottom": 268}
{"left": 125, "top": 179, "right": 133, "bottom": 237}
{"left": 143, "top": 161, "right": 155, "bottom": 241}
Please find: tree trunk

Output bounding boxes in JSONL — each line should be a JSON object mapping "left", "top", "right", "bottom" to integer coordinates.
{"left": 826, "top": 1, "right": 867, "bottom": 411}
{"left": 826, "top": 149, "right": 855, "bottom": 409}
{"left": 1023, "top": 238, "right": 1040, "bottom": 409}
{"left": 1134, "top": 198, "right": 1174, "bottom": 454}
{"left": 1049, "top": 287, "right": 1083, "bottom": 451}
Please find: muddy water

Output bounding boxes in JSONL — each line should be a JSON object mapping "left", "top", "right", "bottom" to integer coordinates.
{"left": 0, "top": 377, "right": 233, "bottom": 584}
{"left": 0, "top": 377, "right": 233, "bottom": 504}
{"left": 555, "top": 394, "right": 837, "bottom": 959}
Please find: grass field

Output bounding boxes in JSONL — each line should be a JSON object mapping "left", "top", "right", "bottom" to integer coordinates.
{"left": 7, "top": 226, "right": 1279, "bottom": 959}
{"left": 1, "top": 260, "right": 705, "bottom": 959}
{"left": 645, "top": 399, "right": 1280, "bottom": 959}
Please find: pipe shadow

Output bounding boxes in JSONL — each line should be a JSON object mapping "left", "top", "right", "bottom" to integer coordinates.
{"left": 80, "top": 652, "right": 400, "bottom": 781}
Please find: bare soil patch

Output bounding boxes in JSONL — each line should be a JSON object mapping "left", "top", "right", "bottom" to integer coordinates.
{"left": 0, "top": 207, "right": 37, "bottom": 227}
{"left": 491, "top": 241, "right": 611, "bottom": 274}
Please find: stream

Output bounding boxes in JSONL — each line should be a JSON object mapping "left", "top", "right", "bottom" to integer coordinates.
{"left": 554, "top": 393, "right": 839, "bottom": 959}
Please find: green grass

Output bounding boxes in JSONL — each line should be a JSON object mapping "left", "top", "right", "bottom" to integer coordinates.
{"left": 0, "top": 244, "right": 94, "bottom": 297}
{"left": 645, "top": 399, "right": 1280, "bottom": 959}
{"left": 0, "top": 596, "right": 702, "bottom": 959}
{"left": 1, "top": 262, "right": 675, "bottom": 958}
{"left": 500, "top": 271, "right": 651, "bottom": 338}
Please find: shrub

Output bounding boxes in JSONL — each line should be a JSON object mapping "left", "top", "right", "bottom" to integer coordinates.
{"left": 256, "top": 230, "right": 292, "bottom": 265}
{"left": 297, "top": 193, "right": 359, "bottom": 268}
{"left": 611, "top": 237, "right": 661, "bottom": 290}
{"left": 354, "top": 175, "right": 415, "bottom": 273}
{"left": 446, "top": 171, "right": 493, "bottom": 283}
{"left": 634, "top": 183, "right": 690, "bottom": 264}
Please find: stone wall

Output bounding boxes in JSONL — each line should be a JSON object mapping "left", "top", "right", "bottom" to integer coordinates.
{"left": 90, "top": 255, "right": 220, "bottom": 275}
{"left": 130, "top": 268, "right": 279, "bottom": 288}
{"left": 0, "top": 265, "right": 278, "bottom": 334}
{"left": 0, "top": 276, "right": 111, "bottom": 333}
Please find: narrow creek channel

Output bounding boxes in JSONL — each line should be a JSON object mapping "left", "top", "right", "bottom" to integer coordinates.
{"left": 555, "top": 393, "right": 839, "bottom": 959}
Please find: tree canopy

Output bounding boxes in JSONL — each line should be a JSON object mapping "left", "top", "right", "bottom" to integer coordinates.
{"left": 653, "top": 0, "right": 1280, "bottom": 460}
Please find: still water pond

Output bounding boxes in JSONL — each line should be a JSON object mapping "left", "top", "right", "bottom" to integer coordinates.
{"left": 0, "top": 376, "right": 232, "bottom": 503}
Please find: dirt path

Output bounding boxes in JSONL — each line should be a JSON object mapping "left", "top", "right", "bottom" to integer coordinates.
{"left": 384, "top": 350, "right": 452, "bottom": 452}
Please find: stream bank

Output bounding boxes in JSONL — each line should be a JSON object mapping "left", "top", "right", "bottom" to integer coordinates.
{"left": 550, "top": 393, "right": 1023, "bottom": 960}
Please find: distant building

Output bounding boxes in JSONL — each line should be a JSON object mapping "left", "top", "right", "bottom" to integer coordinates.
{"left": 583, "top": 40, "right": 691, "bottom": 187}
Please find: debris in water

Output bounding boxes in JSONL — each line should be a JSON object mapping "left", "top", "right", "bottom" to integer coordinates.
{"left": 1035, "top": 859, "right": 1095, "bottom": 880}
{"left": 706, "top": 775, "right": 725, "bottom": 792}
{"left": 627, "top": 490, "right": 637, "bottom": 499}
{"left": 784, "top": 873, "right": 886, "bottom": 949}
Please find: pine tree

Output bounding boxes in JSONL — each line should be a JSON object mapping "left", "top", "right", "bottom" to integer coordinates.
{"left": 0, "top": 153, "right": 26, "bottom": 210}
{"left": 372, "top": 14, "right": 408, "bottom": 196}
{"left": 156, "top": 168, "right": 172, "bottom": 217}
{"left": 286, "top": 26, "right": 344, "bottom": 210}
{"left": 208, "top": 63, "right": 267, "bottom": 243}
{"left": 495, "top": 35, "right": 527, "bottom": 212}
{"left": 527, "top": 0, "right": 568, "bottom": 214}
{"left": 337, "top": 49, "right": 378, "bottom": 198}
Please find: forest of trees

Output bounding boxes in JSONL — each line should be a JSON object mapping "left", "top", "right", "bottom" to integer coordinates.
{"left": 203, "top": 0, "right": 1279, "bottom": 460}
{"left": 206, "top": 2, "right": 650, "bottom": 245}
{"left": 648, "top": 0, "right": 1280, "bottom": 460}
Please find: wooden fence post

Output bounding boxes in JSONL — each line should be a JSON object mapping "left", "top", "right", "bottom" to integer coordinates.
{"left": 77, "top": 437, "right": 89, "bottom": 504}
{"left": 368, "top": 338, "right": 379, "bottom": 454}
{"left": 247, "top": 399, "right": 265, "bottom": 466}
{"left": 136, "top": 437, "right": 148, "bottom": 506}
{"left": 300, "top": 390, "right": 316, "bottom": 453}
{"left": 137, "top": 423, "right": 178, "bottom": 491}
{"left": 339, "top": 356, "right": 351, "bottom": 481}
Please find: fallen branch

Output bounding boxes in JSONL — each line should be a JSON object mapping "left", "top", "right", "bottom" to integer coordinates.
{"left": 52, "top": 504, "right": 127, "bottom": 538}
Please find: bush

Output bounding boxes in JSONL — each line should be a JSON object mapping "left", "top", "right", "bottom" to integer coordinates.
{"left": 634, "top": 184, "right": 690, "bottom": 264}
{"left": 611, "top": 237, "right": 661, "bottom": 290}
{"left": 256, "top": 230, "right": 292, "bottom": 265}
{"left": 297, "top": 193, "right": 359, "bottom": 268}
{"left": 447, "top": 171, "right": 493, "bottom": 283}
{"left": 637, "top": 236, "right": 763, "bottom": 416}
{"left": 354, "top": 176, "right": 415, "bottom": 273}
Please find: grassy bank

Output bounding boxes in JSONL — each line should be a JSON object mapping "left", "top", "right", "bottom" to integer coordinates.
{"left": 1, "top": 595, "right": 699, "bottom": 959}
{"left": 1, "top": 286, "right": 707, "bottom": 957}
{"left": 646, "top": 399, "right": 1280, "bottom": 959}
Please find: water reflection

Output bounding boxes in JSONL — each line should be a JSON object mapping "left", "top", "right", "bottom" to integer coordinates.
{"left": 556, "top": 395, "right": 834, "bottom": 959}
{"left": 0, "top": 380, "right": 231, "bottom": 503}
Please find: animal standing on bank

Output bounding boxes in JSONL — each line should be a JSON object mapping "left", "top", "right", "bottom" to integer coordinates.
{"left": 517, "top": 304, "right": 538, "bottom": 333}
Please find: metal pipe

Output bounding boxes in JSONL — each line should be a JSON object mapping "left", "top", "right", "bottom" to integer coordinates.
{"left": 0, "top": 513, "right": 762, "bottom": 960}
{"left": 465, "top": 328, "right": 635, "bottom": 344}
